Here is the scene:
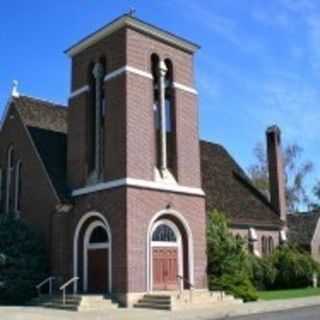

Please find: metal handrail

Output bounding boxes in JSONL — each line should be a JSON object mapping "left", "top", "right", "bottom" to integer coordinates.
{"left": 59, "top": 277, "right": 79, "bottom": 305}
{"left": 36, "top": 276, "right": 55, "bottom": 296}
{"left": 177, "top": 274, "right": 194, "bottom": 303}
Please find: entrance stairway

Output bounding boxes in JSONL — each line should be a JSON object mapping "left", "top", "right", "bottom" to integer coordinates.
{"left": 134, "top": 290, "right": 243, "bottom": 311}
{"left": 30, "top": 294, "right": 119, "bottom": 311}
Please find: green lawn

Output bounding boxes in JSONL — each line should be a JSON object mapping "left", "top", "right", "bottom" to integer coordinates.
{"left": 258, "top": 288, "right": 320, "bottom": 300}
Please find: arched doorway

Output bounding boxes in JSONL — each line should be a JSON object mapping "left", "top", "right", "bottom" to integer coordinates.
{"left": 151, "top": 220, "right": 182, "bottom": 290}
{"left": 83, "top": 221, "right": 109, "bottom": 293}
{"left": 73, "top": 212, "right": 112, "bottom": 294}
{"left": 147, "top": 210, "right": 194, "bottom": 292}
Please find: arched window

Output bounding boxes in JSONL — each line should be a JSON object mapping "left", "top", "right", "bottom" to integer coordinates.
{"left": 151, "top": 54, "right": 161, "bottom": 170}
{"left": 88, "top": 62, "right": 96, "bottom": 175}
{"left": 152, "top": 224, "right": 177, "bottom": 242}
{"left": 261, "top": 236, "right": 267, "bottom": 256}
{"left": 87, "top": 58, "right": 106, "bottom": 183}
{"left": 268, "top": 237, "right": 274, "bottom": 255}
{"left": 235, "top": 234, "right": 241, "bottom": 241}
{"left": 151, "top": 55, "right": 177, "bottom": 179}
{"left": 14, "top": 161, "right": 22, "bottom": 216}
{"left": 89, "top": 225, "right": 109, "bottom": 243}
{"left": 164, "top": 59, "right": 176, "bottom": 175}
{"left": 6, "top": 146, "right": 14, "bottom": 214}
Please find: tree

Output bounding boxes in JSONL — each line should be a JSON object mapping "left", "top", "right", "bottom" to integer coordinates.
{"left": 0, "top": 215, "right": 48, "bottom": 305}
{"left": 248, "top": 142, "right": 313, "bottom": 212}
{"left": 310, "top": 182, "right": 320, "bottom": 210}
{"left": 207, "top": 210, "right": 258, "bottom": 301}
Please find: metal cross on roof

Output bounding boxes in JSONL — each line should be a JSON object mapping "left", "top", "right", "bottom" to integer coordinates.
{"left": 11, "top": 80, "right": 20, "bottom": 98}
{"left": 128, "top": 8, "right": 136, "bottom": 16}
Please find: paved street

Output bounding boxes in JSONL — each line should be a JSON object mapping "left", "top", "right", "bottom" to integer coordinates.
{"left": 2, "top": 298, "right": 320, "bottom": 320}
{"left": 228, "top": 305, "right": 320, "bottom": 320}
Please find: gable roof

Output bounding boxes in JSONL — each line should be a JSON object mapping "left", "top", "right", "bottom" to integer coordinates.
{"left": 287, "top": 211, "right": 320, "bottom": 247}
{"left": 13, "top": 95, "right": 67, "bottom": 133}
{"left": 11, "top": 96, "right": 69, "bottom": 202}
{"left": 200, "top": 140, "right": 282, "bottom": 228}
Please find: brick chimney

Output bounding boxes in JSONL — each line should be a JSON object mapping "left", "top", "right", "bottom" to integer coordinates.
{"left": 266, "top": 125, "right": 287, "bottom": 223}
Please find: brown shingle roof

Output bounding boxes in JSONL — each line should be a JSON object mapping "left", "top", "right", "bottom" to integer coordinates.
{"left": 287, "top": 211, "right": 320, "bottom": 247}
{"left": 200, "top": 140, "right": 282, "bottom": 227}
{"left": 12, "top": 96, "right": 69, "bottom": 201}
{"left": 28, "top": 126, "right": 69, "bottom": 202}
{"left": 13, "top": 95, "right": 67, "bottom": 133}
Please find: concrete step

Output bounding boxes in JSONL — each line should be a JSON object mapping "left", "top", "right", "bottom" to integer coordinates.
{"left": 134, "top": 294, "right": 172, "bottom": 310}
{"left": 42, "top": 302, "right": 79, "bottom": 311}
{"left": 30, "top": 294, "right": 119, "bottom": 312}
{"left": 143, "top": 294, "right": 171, "bottom": 300}
{"left": 134, "top": 302, "right": 171, "bottom": 310}
{"left": 138, "top": 298, "right": 171, "bottom": 305}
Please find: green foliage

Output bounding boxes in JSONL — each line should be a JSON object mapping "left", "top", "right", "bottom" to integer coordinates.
{"left": 0, "top": 215, "right": 48, "bottom": 305}
{"left": 206, "top": 210, "right": 320, "bottom": 300}
{"left": 246, "top": 254, "right": 277, "bottom": 290}
{"left": 246, "top": 245, "right": 320, "bottom": 291}
{"left": 207, "top": 210, "right": 258, "bottom": 301}
{"left": 271, "top": 246, "right": 320, "bottom": 289}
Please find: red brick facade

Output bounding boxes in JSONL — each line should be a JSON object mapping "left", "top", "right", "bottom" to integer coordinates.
{"left": 64, "top": 16, "right": 207, "bottom": 305}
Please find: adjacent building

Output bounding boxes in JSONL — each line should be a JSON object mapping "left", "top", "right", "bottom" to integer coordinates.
{"left": 288, "top": 211, "right": 320, "bottom": 263}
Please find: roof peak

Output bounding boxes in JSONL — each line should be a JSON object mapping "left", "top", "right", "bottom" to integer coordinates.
{"left": 65, "top": 14, "right": 200, "bottom": 57}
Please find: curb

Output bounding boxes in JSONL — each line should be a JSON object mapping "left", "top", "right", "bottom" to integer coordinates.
{"left": 202, "top": 296, "right": 320, "bottom": 319}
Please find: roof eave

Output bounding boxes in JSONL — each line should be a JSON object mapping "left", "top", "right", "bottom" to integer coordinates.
{"left": 65, "top": 15, "right": 200, "bottom": 58}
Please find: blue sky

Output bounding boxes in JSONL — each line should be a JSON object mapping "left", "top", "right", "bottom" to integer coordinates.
{"left": 1, "top": 0, "right": 320, "bottom": 193}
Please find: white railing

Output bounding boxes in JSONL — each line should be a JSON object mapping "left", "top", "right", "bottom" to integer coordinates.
{"left": 177, "top": 274, "right": 194, "bottom": 303}
{"left": 59, "top": 277, "right": 79, "bottom": 305}
{"left": 36, "top": 276, "right": 55, "bottom": 296}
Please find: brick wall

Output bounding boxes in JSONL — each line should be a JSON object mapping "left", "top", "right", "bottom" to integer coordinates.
{"left": 0, "top": 103, "right": 58, "bottom": 264}
{"left": 55, "top": 186, "right": 207, "bottom": 294}
{"left": 68, "top": 25, "right": 202, "bottom": 189}
{"left": 126, "top": 188, "right": 207, "bottom": 292}
{"left": 52, "top": 188, "right": 127, "bottom": 292}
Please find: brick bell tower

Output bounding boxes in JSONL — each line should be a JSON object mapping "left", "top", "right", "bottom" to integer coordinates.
{"left": 65, "top": 14, "right": 207, "bottom": 306}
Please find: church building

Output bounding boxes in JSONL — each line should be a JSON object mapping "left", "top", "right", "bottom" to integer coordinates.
{"left": 0, "top": 14, "right": 285, "bottom": 308}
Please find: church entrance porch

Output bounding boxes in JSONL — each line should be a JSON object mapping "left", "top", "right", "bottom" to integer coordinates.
{"left": 84, "top": 221, "right": 109, "bottom": 293}
{"left": 147, "top": 211, "right": 193, "bottom": 293}
{"left": 73, "top": 212, "right": 112, "bottom": 295}
{"left": 151, "top": 220, "right": 181, "bottom": 291}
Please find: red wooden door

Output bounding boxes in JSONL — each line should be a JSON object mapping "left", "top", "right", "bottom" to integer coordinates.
{"left": 153, "top": 247, "right": 178, "bottom": 290}
{"left": 88, "top": 249, "right": 108, "bottom": 293}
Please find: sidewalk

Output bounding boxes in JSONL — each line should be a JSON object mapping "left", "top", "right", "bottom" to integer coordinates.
{"left": 1, "top": 296, "right": 320, "bottom": 320}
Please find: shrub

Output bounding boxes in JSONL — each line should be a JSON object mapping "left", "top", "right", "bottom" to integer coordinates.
{"left": 0, "top": 215, "right": 48, "bottom": 305}
{"left": 271, "top": 246, "right": 320, "bottom": 289}
{"left": 246, "top": 254, "right": 277, "bottom": 290}
{"left": 207, "top": 210, "right": 258, "bottom": 301}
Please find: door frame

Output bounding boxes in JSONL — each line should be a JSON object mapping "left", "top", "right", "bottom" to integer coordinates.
{"left": 150, "top": 219, "right": 183, "bottom": 291}
{"left": 83, "top": 220, "right": 110, "bottom": 293}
